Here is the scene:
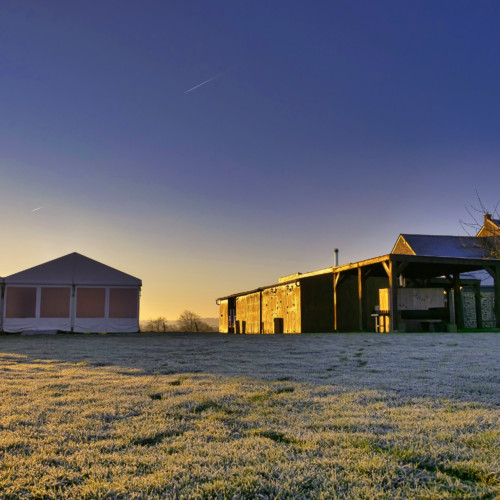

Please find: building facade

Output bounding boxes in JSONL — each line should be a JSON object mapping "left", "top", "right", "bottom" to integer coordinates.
{"left": 0, "top": 253, "right": 141, "bottom": 333}
{"left": 217, "top": 216, "right": 500, "bottom": 333}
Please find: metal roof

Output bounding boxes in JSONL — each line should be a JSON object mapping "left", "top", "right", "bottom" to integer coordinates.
{"left": 218, "top": 233, "right": 500, "bottom": 302}
{"left": 461, "top": 270, "right": 494, "bottom": 286}
{"left": 398, "top": 234, "right": 494, "bottom": 259}
{"left": 217, "top": 267, "right": 333, "bottom": 301}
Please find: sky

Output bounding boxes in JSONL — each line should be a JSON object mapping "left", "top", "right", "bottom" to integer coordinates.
{"left": 1, "top": 1, "right": 500, "bottom": 320}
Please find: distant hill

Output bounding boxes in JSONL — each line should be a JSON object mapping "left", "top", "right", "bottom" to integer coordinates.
{"left": 140, "top": 318, "right": 219, "bottom": 331}
{"left": 198, "top": 318, "right": 219, "bottom": 328}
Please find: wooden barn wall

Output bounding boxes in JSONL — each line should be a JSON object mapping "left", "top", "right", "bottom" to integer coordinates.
{"left": 262, "top": 283, "right": 301, "bottom": 333}
{"left": 300, "top": 274, "right": 334, "bottom": 333}
{"left": 336, "top": 275, "right": 358, "bottom": 331}
{"left": 337, "top": 275, "right": 388, "bottom": 332}
{"left": 262, "top": 287, "right": 283, "bottom": 333}
{"left": 284, "top": 284, "right": 301, "bottom": 333}
{"left": 235, "top": 292, "right": 261, "bottom": 333}
{"left": 218, "top": 300, "right": 229, "bottom": 333}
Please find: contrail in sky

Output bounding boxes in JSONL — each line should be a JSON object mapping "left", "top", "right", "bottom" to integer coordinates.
{"left": 184, "top": 72, "right": 225, "bottom": 93}
{"left": 31, "top": 206, "right": 44, "bottom": 212}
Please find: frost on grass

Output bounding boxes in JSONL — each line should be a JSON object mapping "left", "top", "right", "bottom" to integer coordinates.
{"left": 0, "top": 349, "right": 498, "bottom": 499}
{"left": 1, "top": 331, "right": 499, "bottom": 404}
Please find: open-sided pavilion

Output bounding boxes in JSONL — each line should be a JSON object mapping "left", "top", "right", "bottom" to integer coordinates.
{"left": 333, "top": 239, "right": 500, "bottom": 332}
{"left": 217, "top": 220, "right": 500, "bottom": 333}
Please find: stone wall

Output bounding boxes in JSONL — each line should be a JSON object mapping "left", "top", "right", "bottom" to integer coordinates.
{"left": 462, "top": 288, "right": 496, "bottom": 328}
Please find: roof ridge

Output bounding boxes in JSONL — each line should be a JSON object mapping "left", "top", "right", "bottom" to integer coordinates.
{"left": 401, "top": 233, "right": 478, "bottom": 238}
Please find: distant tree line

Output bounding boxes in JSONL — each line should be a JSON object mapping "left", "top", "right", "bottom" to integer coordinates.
{"left": 142, "top": 310, "right": 217, "bottom": 333}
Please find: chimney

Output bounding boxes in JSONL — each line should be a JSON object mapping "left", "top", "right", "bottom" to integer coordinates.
{"left": 334, "top": 248, "right": 339, "bottom": 267}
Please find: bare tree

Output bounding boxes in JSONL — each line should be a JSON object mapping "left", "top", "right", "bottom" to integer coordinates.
{"left": 143, "top": 317, "right": 170, "bottom": 332}
{"left": 177, "top": 310, "right": 215, "bottom": 332}
{"left": 460, "top": 191, "right": 499, "bottom": 233}
{"left": 460, "top": 191, "right": 500, "bottom": 259}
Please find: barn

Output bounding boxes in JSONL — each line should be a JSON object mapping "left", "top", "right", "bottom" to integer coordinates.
{"left": 217, "top": 215, "right": 500, "bottom": 333}
{"left": 0, "top": 253, "right": 141, "bottom": 333}
{"left": 217, "top": 268, "right": 334, "bottom": 334}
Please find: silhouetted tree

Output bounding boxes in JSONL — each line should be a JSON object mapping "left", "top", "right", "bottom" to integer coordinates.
{"left": 143, "top": 317, "right": 170, "bottom": 332}
{"left": 460, "top": 191, "right": 500, "bottom": 259}
{"left": 177, "top": 310, "right": 215, "bottom": 332}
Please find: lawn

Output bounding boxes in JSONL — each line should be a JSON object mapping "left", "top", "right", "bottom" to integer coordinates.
{"left": 0, "top": 332, "right": 498, "bottom": 498}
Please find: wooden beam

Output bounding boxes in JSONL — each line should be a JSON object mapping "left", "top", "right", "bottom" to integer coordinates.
{"left": 363, "top": 267, "right": 374, "bottom": 279}
{"left": 334, "top": 273, "right": 340, "bottom": 287}
{"left": 397, "top": 262, "right": 409, "bottom": 273}
{"left": 358, "top": 267, "right": 363, "bottom": 331}
{"left": 388, "top": 261, "right": 399, "bottom": 331}
{"left": 390, "top": 254, "right": 500, "bottom": 268}
{"left": 334, "top": 255, "right": 392, "bottom": 274}
{"left": 382, "top": 261, "right": 391, "bottom": 277}
{"left": 331, "top": 253, "right": 500, "bottom": 276}
{"left": 484, "top": 266, "right": 495, "bottom": 279}
{"left": 333, "top": 272, "right": 339, "bottom": 332}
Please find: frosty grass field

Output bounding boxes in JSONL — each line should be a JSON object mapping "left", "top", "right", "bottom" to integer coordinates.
{"left": 0, "top": 332, "right": 498, "bottom": 499}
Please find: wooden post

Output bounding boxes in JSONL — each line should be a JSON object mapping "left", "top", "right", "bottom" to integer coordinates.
{"left": 494, "top": 266, "right": 500, "bottom": 328}
{"left": 453, "top": 274, "right": 464, "bottom": 330}
{"left": 259, "top": 290, "right": 263, "bottom": 334}
{"left": 333, "top": 273, "right": 339, "bottom": 332}
{"left": 474, "top": 284, "right": 483, "bottom": 329}
{"left": 484, "top": 266, "right": 500, "bottom": 328}
{"left": 70, "top": 284, "right": 76, "bottom": 333}
{"left": 382, "top": 259, "right": 398, "bottom": 332}
{"left": 389, "top": 260, "right": 398, "bottom": 332}
{"left": 0, "top": 282, "right": 4, "bottom": 333}
{"left": 358, "top": 267, "right": 363, "bottom": 331}
{"left": 446, "top": 287, "right": 455, "bottom": 325}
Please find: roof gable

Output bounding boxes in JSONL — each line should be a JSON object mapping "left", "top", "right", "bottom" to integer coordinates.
{"left": 392, "top": 235, "right": 416, "bottom": 255}
{"left": 477, "top": 217, "right": 500, "bottom": 237}
{"left": 392, "top": 234, "right": 496, "bottom": 259}
{"left": 4, "top": 253, "right": 142, "bottom": 286}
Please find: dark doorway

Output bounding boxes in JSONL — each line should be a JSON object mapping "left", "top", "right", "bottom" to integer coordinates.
{"left": 274, "top": 317, "right": 284, "bottom": 334}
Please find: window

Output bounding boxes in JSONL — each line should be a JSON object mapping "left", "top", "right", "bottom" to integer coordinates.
{"left": 76, "top": 288, "right": 105, "bottom": 318}
{"left": 109, "top": 288, "right": 138, "bottom": 318}
{"left": 40, "top": 287, "right": 70, "bottom": 318}
{"left": 6, "top": 287, "right": 37, "bottom": 318}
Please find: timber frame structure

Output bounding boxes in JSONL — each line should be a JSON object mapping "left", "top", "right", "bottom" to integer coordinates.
{"left": 332, "top": 253, "right": 500, "bottom": 332}
{"left": 217, "top": 215, "right": 500, "bottom": 333}
{"left": 216, "top": 268, "right": 334, "bottom": 334}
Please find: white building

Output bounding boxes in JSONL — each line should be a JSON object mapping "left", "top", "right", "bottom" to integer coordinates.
{"left": 1, "top": 253, "right": 141, "bottom": 333}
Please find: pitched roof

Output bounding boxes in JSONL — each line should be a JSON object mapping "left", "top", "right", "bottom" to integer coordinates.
{"left": 393, "top": 234, "right": 496, "bottom": 260}
{"left": 476, "top": 215, "right": 500, "bottom": 237}
{"left": 4, "top": 253, "right": 142, "bottom": 286}
{"left": 462, "top": 270, "right": 494, "bottom": 286}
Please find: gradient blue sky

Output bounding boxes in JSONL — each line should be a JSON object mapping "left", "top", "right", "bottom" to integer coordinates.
{"left": 1, "top": 1, "right": 499, "bottom": 319}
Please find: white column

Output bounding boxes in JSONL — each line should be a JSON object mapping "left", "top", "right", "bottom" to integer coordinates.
{"left": 70, "top": 285, "right": 76, "bottom": 332}
{"left": 35, "top": 286, "right": 42, "bottom": 319}
{"left": 104, "top": 287, "right": 110, "bottom": 319}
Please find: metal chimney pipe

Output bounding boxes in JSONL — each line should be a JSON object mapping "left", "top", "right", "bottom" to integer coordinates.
{"left": 334, "top": 248, "right": 339, "bottom": 267}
